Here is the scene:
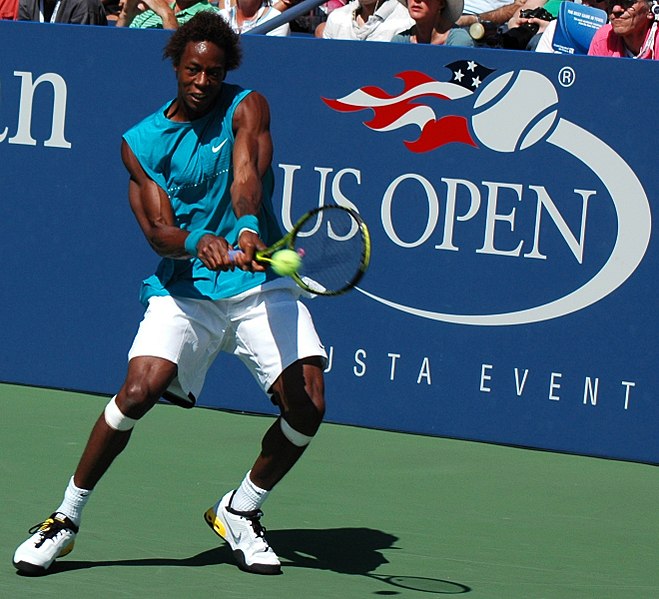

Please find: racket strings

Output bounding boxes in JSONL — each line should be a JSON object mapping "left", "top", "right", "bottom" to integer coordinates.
{"left": 293, "top": 210, "right": 367, "bottom": 295}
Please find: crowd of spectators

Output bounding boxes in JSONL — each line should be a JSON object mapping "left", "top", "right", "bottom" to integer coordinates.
{"left": 1, "top": 0, "right": 657, "bottom": 59}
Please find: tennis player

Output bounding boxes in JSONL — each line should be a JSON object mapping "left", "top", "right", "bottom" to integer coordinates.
{"left": 13, "top": 11, "right": 326, "bottom": 576}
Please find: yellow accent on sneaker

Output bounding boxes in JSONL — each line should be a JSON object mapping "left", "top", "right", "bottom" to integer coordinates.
{"left": 204, "top": 507, "right": 228, "bottom": 539}
{"left": 203, "top": 492, "right": 281, "bottom": 575}
{"left": 58, "top": 540, "right": 75, "bottom": 558}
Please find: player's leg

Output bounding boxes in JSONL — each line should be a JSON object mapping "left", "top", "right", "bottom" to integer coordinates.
{"left": 12, "top": 294, "right": 208, "bottom": 575}
{"left": 204, "top": 287, "right": 326, "bottom": 575}
{"left": 250, "top": 356, "right": 325, "bottom": 490}
{"left": 204, "top": 358, "right": 325, "bottom": 575}
{"left": 12, "top": 356, "right": 176, "bottom": 575}
{"left": 74, "top": 356, "right": 178, "bottom": 490}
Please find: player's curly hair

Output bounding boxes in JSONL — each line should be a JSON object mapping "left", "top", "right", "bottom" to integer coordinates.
{"left": 163, "top": 11, "right": 242, "bottom": 71}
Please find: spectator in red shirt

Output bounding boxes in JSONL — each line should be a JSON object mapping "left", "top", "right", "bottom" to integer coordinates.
{"left": 0, "top": 0, "right": 18, "bottom": 19}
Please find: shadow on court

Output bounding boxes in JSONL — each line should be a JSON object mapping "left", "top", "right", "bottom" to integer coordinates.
{"left": 29, "top": 527, "right": 470, "bottom": 594}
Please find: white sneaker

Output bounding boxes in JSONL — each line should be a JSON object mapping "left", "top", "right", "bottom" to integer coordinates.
{"left": 204, "top": 491, "right": 281, "bottom": 575}
{"left": 13, "top": 513, "right": 78, "bottom": 575}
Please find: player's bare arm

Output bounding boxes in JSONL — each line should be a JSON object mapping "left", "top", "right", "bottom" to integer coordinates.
{"left": 122, "top": 139, "right": 188, "bottom": 258}
{"left": 229, "top": 91, "right": 273, "bottom": 270}
{"left": 122, "top": 139, "right": 233, "bottom": 269}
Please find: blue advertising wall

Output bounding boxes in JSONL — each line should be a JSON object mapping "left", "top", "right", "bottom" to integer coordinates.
{"left": 0, "top": 21, "right": 656, "bottom": 463}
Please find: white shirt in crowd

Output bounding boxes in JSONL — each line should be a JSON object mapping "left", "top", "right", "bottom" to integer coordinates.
{"left": 219, "top": 2, "right": 290, "bottom": 35}
{"left": 322, "top": 0, "right": 414, "bottom": 41}
{"left": 461, "top": 0, "right": 510, "bottom": 15}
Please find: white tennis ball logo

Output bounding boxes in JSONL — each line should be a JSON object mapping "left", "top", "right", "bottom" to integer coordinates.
{"left": 471, "top": 70, "right": 559, "bottom": 152}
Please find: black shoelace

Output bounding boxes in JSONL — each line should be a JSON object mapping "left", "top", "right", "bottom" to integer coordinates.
{"left": 227, "top": 506, "right": 268, "bottom": 541}
{"left": 28, "top": 515, "right": 77, "bottom": 548}
{"left": 246, "top": 511, "right": 267, "bottom": 539}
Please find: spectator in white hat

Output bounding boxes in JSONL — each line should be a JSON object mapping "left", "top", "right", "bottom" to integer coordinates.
{"left": 392, "top": 0, "right": 475, "bottom": 44}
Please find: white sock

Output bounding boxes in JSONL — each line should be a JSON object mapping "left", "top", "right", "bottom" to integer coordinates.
{"left": 55, "top": 477, "right": 92, "bottom": 527}
{"left": 229, "top": 471, "right": 270, "bottom": 512}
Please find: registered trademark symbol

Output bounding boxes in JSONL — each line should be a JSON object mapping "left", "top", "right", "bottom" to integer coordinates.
{"left": 558, "top": 67, "right": 576, "bottom": 88}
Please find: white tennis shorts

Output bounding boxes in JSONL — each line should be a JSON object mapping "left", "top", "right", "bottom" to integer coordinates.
{"left": 128, "top": 281, "right": 327, "bottom": 402}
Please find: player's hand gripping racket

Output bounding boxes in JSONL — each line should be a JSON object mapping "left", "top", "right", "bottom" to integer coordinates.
{"left": 230, "top": 205, "right": 371, "bottom": 296}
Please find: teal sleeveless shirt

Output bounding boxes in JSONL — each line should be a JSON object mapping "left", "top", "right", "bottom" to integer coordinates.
{"left": 123, "top": 84, "right": 282, "bottom": 305}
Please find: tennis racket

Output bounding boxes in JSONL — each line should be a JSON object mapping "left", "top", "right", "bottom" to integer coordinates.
{"left": 231, "top": 205, "right": 371, "bottom": 296}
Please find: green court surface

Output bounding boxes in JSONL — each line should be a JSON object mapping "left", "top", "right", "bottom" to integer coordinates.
{"left": 1, "top": 383, "right": 658, "bottom": 599}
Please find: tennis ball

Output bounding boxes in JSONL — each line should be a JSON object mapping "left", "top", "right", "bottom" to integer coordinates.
{"left": 271, "top": 249, "right": 302, "bottom": 276}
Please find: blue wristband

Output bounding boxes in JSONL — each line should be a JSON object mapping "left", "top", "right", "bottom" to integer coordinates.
{"left": 184, "top": 229, "right": 214, "bottom": 257}
{"left": 235, "top": 215, "right": 260, "bottom": 239}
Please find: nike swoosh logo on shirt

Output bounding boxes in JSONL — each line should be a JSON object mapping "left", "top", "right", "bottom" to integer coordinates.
{"left": 212, "top": 139, "right": 227, "bottom": 153}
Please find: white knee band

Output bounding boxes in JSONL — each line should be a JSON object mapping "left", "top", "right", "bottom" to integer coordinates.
{"left": 104, "top": 396, "right": 137, "bottom": 432}
{"left": 279, "top": 417, "right": 314, "bottom": 447}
